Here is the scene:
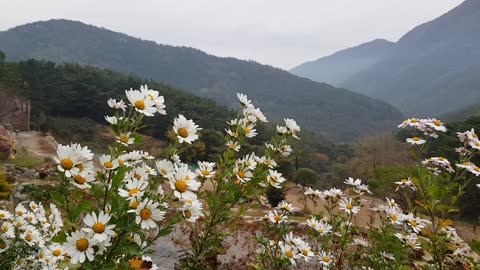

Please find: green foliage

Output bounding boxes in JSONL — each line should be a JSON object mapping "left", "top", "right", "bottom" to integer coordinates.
{"left": 293, "top": 167, "right": 318, "bottom": 187}
{"left": 266, "top": 186, "right": 285, "bottom": 207}
{"left": 369, "top": 165, "right": 420, "bottom": 196}
{"left": 0, "top": 166, "right": 12, "bottom": 199}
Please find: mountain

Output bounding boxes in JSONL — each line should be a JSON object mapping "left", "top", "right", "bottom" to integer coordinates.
{"left": 290, "top": 39, "right": 394, "bottom": 86}
{"left": 292, "top": 0, "right": 480, "bottom": 117}
{"left": 0, "top": 19, "right": 403, "bottom": 142}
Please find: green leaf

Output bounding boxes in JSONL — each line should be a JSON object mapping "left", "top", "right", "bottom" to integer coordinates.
{"left": 51, "top": 231, "right": 67, "bottom": 243}
{"left": 50, "top": 191, "right": 65, "bottom": 205}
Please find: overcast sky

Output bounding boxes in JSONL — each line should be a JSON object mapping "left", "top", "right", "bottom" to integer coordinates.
{"left": 0, "top": 0, "right": 464, "bottom": 69}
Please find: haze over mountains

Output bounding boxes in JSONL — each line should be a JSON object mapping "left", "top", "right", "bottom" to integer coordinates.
{"left": 291, "top": 0, "right": 480, "bottom": 117}
{"left": 0, "top": 19, "right": 403, "bottom": 142}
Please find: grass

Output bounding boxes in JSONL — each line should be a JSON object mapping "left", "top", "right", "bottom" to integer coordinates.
{"left": 9, "top": 149, "right": 47, "bottom": 168}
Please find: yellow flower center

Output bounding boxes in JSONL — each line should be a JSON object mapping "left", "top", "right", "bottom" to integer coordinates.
{"left": 25, "top": 234, "right": 32, "bottom": 242}
{"left": 285, "top": 250, "right": 293, "bottom": 258}
{"left": 52, "top": 250, "right": 62, "bottom": 257}
{"left": 0, "top": 213, "right": 4, "bottom": 218}
{"left": 39, "top": 252, "right": 44, "bottom": 259}
{"left": 104, "top": 162, "right": 113, "bottom": 169}
{"left": 302, "top": 249, "right": 309, "bottom": 256}
{"left": 391, "top": 214, "right": 398, "bottom": 221}
{"left": 118, "top": 159, "right": 125, "bottom": 166}
{"left": 129, "top": 258, "right": 144, "bottom": 269}
{"left": 74, "top": 175, "right": 86, "bottom": 185}
{"left": 134, "top": 100, "right": 145, "bottom": 110}
{"left": 175, "top": 180, "right": 188, "bottom": 193}
{"left": 119, "top": 135, "right": 129, "bottom": 143}
{"left": 161, "top": 169, "right": 167, "bottom": 175}
{"left": 2, "top": 226, "right": 8, "bottom": 232}
{"left": 411, "top": 221, "right": 418, "bottom": 227}
{"left": 274, "top": 215, "right": 282, "bottom": 222}
{"left": 178, "top": 127, "right": 189, "bottom": 138}
{"left": 318, "top": 229, "right": 324, "bottom": 234}
{"left": 140, "top": 208, "right": 152, "bottom": 220}
{"left": 76, "top": 163, "right": 84, "bottom": 171}
{"left": 237, "top": 171, "right": 246, "bottom": 179}
{"left": 76, "top": 238, "right": 89, "bottom": 251}
{"left": 148, "top": 94, "right": 155, "bottom": 101}
{"left": 412, "top": 137, "right": 421, "bottom": 141}
{"left": 202, "top": 170, "right": 210, "bottom": 176}
{"left": 17, "top": 211, "right": 24, "bottom": 216}
{"left": 130, "top": 201, "right": 139, "bottom": 209}
{"left": 244, "top": 127, "right": 251, "bottom": 134}
{"left": 473, "top": 133, "right": 478, "bottom": 139}
{"left": 184, "top": 210, "right": 192, "bottom": 219}
{"left": 434, "top": 120, "right": 442, "bottom": 126}
{"left": 92, "top": 223, "right": 106, "bottom": 234}
{"left": 346, "top": 204, "right": 354, "bottom": 210}
{"left": 61, "top": 159, "right": 74, "bottom": 170}
{"left": 322, "top": 256, "right": 330, "bottom": 263}
{"left": 411, "top": 119, "right": 418, "bottom": 123}
{"left": 401, "top": 179, "right": 408, "bottom": 183}
{"left": 129, "top": 188, "right": 140, "bottom": 197}
{"left": 134, "top": 174, "right": 142, "bottom": 180}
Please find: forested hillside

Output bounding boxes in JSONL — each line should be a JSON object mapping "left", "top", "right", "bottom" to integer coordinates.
{"left": 0, "top": 19, "right": 404, "bottom": 141}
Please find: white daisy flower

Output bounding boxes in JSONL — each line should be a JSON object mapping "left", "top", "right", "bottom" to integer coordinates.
{"left": 64, "top": 230, "right": 96, "bottom": 264}
{"left": 276, "top": 201, "right": 298, "bottom": 213}
{"left": 140, "top": 85, "right": 166, "bottom": 115}
{"left": 173, "top": 114, "right": 201, "bottom": 144}
{"left": 237, "top": 93, "right": 252, "bottom": 107}
{"left": 118, "top": 179, "right": 149, "bottom": 200}
{"left": 234, "top": 164, "right": 253, "bottom": 183}
{"left": 1, "top": 221, "right": 15, "bottom": 238}
{"left": 266, "top": 169, "right": 286, "bottom": 188}
{"left": 284, "top": 118, "right": 300, "bottom": 139}
{"left": 105, "top": 115, "right": 119, "bottom": 125}
{"left": 195, "top": 161, "right": 216, "bottom": 179}
{"left": 278, "top": 144, "right": 292, "bottom": 157}
{"left": 99, "top": 154, "right": 119, "bottom": 170}
{"left": 125, "top": 88, "right": 157, "bottom": 116}
{"left": 169, "top": 165, "right": 201, "bottom": 200}
{"left": 56, "top": 144, "right": 82, "bottom": 177}
{"left": 45, "top": 243, "right": 65, "bottom": 263}
{"left": 72, "top": 171, "right": 96, "bottom": 189}
{"left": 339, "top": 198, "right": 360, "bottom": 215}
{"left": 406, "top": 137, "right": 426, "bottom": 145}
{"left": 280, "top": 242, "right": 301, "bottom": 265}
{"left": 83, "top": 211, "right": 116, "bottom": 242}
{"left": 344, "top": 177, "right": 362, "bottom": 187}
{"left": 116, "top": 132, "right": 134, "bottom": 146}
{"left": 266, "top": 210, "right": 288, "bottom": 224}
{"left": 226, "top": 140, "right": 240, "bottom": 152}
{"left": 394, "top": 178, "right": 417, "bottom": 191}
{"left": 0, "top": 209, "right": 12, "bottom": 220}
{"left": 318, "top": 251, "right": 334, "bottom": 267}
{"left": 155, "top": 159, "right": 175, "bottom": 178}
{"left": 241, "top": 122, "right": 257, "bottom": 138}
{"left": 181, "top": 199, "right": 203, "bottom": 223}
{"left": 135, "top": 199, "right": 166, "bottom": 230}
{"left": 107, "top": 98, "right": 127, "bottom": 111}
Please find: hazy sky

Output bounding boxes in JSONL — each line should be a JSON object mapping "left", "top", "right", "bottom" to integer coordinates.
{"left": 0, "top": 0, "right": 464, "bottom": 69}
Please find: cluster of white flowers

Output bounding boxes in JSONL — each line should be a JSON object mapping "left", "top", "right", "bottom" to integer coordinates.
{"left": 0, "top": 202, "right": 63, "bottom": 269}
{"left": 422, "top": 157, "right": 455, "bottom": 175}
{"left": 398, "top": 118, "right": 447, "bottom": 145}
{"left": 456, "top": 129, "right": 480, "bottom": 178}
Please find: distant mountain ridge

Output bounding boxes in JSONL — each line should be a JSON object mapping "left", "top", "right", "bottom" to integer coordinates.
{"left": 0, "top": 19, "right": 403, "bottom": 141}
{"left": 291, "top": 39, "right": 394, "bottom": 86}
{"left": 291, "top": 0, "right": 480, "bottom": 117}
